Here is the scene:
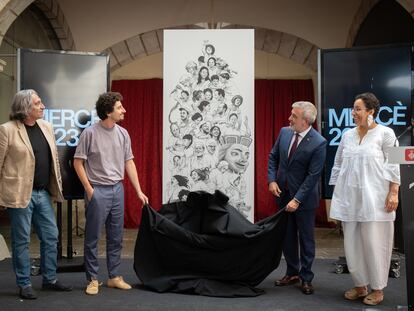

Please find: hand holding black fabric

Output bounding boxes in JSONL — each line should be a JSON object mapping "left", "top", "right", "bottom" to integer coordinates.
{"left": 134, "top": 190, "right": 287, "bottom": 297}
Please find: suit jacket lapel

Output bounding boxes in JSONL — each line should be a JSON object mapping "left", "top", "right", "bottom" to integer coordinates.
{"left": 284, "top": 129, "right": 294, "bottom": 161}
{"left": 17, "top": 121, "right": 34, "bottom": 158}
{"left": 288, "top": 128, "right": 314, "bottom": 164}
{"left": 37, "top": 120, "right": 53, "bottom": 152}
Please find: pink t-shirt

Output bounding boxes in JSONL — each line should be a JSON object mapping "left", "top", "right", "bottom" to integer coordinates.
{"left": 74, "top": 122, "right": 134, "bottom": 185}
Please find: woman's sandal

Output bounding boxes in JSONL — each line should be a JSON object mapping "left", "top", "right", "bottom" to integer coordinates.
{"left": 363, "top": 291, "right": 384, "bottom": 305}
{"left": 344, "top": 286, "right": 368, "bottom": 300}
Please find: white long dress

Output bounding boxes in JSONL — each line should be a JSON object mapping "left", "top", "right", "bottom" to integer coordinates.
{"left": 329, "top": 124, "right": 400, "bottom": 222}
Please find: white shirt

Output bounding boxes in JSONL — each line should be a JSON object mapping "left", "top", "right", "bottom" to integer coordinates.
{"left": 329, "top": 124, "right": 400, "bottom": 222}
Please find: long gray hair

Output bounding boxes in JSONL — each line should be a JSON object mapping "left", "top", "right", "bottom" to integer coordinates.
{"left": 9, "top": 89, "right": 38, "bottom": 121}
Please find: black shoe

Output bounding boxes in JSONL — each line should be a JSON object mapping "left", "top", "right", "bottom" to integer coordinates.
{"left": 301, "top": 281, "right": 314, "bottom": 295}
{"left": 42, "top": 280, "right": 73, "bottom": 291}
{"left": 19, "top": 285, "right": 37, "bottom": 299}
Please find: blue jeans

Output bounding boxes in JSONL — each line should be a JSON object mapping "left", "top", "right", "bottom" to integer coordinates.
{"left": 8, "top": 190, "right": 59, "bottom": 287}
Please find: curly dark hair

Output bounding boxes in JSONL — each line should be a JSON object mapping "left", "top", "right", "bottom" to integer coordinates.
{"left": 190, "top": 168, "right": 209, "bottom": 181}
{"left": 355, "top": 92, "right": 380, "bottom": 118}
{"left": 178, "top": 189, "right": 190, "bottom": 201}
{"left": 96, "top": 92, "right": 123, "bottom": 120}
{"left": 191, "top": 112, "right": 203, "bottom": 121}
{"left": 173, "top": 175, "right": 189, "bottom": 188}
{"left": 205, "top": 44, "right": 215, "bottom": 55}
{"left": 198, "top": 101, "right": 210, "bottom": 112}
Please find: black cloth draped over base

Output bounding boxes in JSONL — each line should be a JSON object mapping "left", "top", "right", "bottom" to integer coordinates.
{"left": 133, "top": 191, "right": 287, "bottom": 297}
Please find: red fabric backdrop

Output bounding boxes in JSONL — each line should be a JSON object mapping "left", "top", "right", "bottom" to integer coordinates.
{"left": 112, "top": 79, "right": 330, "bottom": 228}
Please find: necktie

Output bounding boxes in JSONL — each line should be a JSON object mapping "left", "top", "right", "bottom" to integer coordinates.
{"left": 288, "top": 133, "right": 300, "bottom": 160}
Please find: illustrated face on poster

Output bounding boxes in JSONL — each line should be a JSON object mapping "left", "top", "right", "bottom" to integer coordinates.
{"left": 163, "top": 29, "right": 254, "bottom": 221}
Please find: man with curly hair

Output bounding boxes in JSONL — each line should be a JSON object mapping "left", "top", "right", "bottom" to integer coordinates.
{"left": 74, "top": 92, "right": 148, "bottom": 295}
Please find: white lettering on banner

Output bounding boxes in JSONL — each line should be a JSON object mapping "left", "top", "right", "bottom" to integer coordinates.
{"left": 328, "top": 103, "right": 408, "bottom": 146}
{"left": 43, "top": 108, "right": 99, "bottom": 146}
{"left": 328, "top": 108, "right": 355, "bottom": 128}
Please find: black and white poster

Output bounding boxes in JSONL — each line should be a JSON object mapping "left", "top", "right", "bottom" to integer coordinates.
{"left": 163, "top": 30, "right": 255, "bottom": 221}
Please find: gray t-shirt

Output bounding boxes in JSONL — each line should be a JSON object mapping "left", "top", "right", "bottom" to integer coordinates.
{"left": 74, "top": 122, "right": 134, "bottom": 185}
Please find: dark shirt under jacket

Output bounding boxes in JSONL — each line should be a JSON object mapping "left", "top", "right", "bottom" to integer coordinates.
{"left": 25, "top": 123, "right": 51, "bottom": 190}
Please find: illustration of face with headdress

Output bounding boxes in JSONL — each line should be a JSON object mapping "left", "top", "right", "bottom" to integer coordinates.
{"left": 219, "top": 141, "right": 250, "bottom": 174}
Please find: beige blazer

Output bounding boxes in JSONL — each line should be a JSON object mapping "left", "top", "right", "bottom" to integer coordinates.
{"left": 0, "top": 119, "right": 64, "bottom": 208}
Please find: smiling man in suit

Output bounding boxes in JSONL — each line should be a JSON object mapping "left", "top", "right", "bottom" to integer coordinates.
{"left": 267, "top": 101, "right": 327, "bottom": 295}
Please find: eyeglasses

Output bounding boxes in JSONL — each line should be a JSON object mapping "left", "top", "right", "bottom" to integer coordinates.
{"left": 351, "top": 107, "right": 368, "bottom": 112}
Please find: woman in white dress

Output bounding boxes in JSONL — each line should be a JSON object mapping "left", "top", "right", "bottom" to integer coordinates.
{"left": 329, "top": 92, "right": 400, "bottom": 306}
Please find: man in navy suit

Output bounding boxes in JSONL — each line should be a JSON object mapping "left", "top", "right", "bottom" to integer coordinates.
{"left": 267, "top": 101, "right": 326, "bottom": 295}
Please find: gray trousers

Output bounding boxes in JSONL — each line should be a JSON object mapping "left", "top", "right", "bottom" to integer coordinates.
{"left": 84, "top": 182, "right": 124, "bottom": 281}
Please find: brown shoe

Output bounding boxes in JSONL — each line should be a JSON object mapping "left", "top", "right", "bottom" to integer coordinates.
{"left": 274, "top": 275, "right": 300, "bottom": 286}
{"left": 344, "top": 286, "right": 368, "bottom": 300}
{"left": 363, "top": 290, "right": 384, "bottom": 305}
{"left": 301, "top": 281, "right": 314, "bottom": 295}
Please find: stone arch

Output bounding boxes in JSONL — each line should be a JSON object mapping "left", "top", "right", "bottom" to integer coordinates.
{"left": 397, "top": 0, "right": 414, "bottom": 16}
{"left": 0, "top": 0, "right": 32, "bottom": 44}
{"left": 346, "top": 0, "right": 414, "bottom": 47}
{"left": 345, "top": 0, "right": 379, "bottom": 47}
{"left": 104, "top": 24, "right": 320, "bottom": 73}
{"left": 2, "top": 0, "right": 414, "bottom": 63}
{"left": 0, "top": 0, "right": 75, "bottom": 50}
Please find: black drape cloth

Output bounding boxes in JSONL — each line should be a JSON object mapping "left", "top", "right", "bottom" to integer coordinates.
{"left": 133, "top": 191, "right": 288, "bottom": 297}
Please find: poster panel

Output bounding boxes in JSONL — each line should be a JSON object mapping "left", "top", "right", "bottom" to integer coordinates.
{"left": 163, "top": 30, "right": 255, "bottom": 221}
{"left": 18, "top": 49, "right": 109, "bottom": 199}
{"left": 320, "top": 44, "right": 413, "bottom": 198}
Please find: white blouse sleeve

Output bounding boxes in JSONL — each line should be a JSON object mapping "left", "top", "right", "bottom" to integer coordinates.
{"left": 329, "top": 133, "right": 346, "bottom": 185}
{"left": 382, "top": 127, "right": 401, "bottom": 185}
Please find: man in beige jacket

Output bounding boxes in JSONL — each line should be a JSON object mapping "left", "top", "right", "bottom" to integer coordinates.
{"left": 0, "top": 89, "right": 72, "bottom": 299}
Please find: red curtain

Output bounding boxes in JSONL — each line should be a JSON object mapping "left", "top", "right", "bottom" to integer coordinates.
{"left": 112, "top": 79, "right": 163, "bottom": 228}
{"left": 112, "top": 79, "right": 330, "bottom": 228}
{"left": 254, "top": 80, "right": 329, "bottom": 226}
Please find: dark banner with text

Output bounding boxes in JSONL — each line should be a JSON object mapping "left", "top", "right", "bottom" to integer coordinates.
{"left": 320, "top": 44, "right": 413, "bottom": 198}
{"left": 18, "top": 49, "right": 109, "bottom": 199}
